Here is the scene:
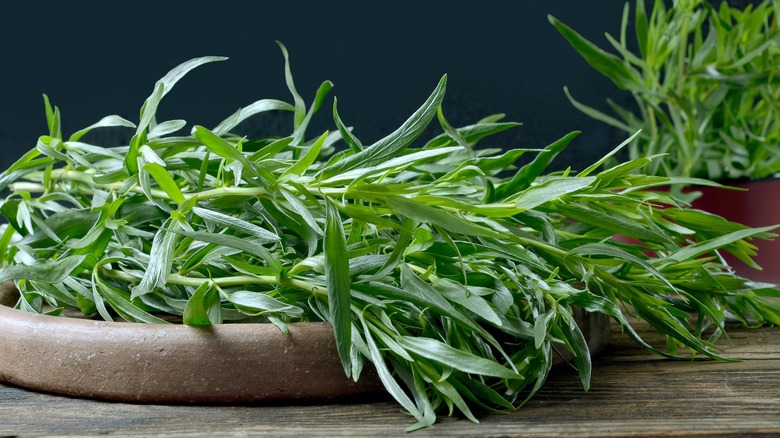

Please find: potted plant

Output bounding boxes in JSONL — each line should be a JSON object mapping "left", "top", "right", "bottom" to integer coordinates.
{"left": 0, "top": 42, "right": 778, "bottom": 432}
{"left": 549, "top": 0, "right": 780, "bottom": 283}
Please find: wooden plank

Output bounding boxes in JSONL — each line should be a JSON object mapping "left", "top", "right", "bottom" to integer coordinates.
{"left": 1, "top": 320, "right": 779, "bottom": 437}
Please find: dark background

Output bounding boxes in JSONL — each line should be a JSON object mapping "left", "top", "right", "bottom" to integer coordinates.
{"left": 0, "top": 1, "right": 635, "bottom": 173}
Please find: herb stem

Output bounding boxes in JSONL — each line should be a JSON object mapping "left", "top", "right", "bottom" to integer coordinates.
{"left": 34, "top": 168, "right": 275, "bottom": 204}
{"left": 169, "top": 274, "right": 279, "bottom": 287}
{"left": 190, "top": 186, "right": 269, "bottom": 201}
{"left": 8, "top": 182, "right": 46, "bottom": 193}
{"left": 30, "top": 169, "right": 172, "bottom": 200}
{"left": 283, "top": 277, "right": 328, "bottom": 298}
{"left": 101, "top": 268, "right": 279, "bottom": 288}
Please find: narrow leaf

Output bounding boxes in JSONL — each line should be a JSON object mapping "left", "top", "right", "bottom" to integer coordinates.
{"left": 549, "top": 15, "right": 640, "bottom": 89}
{"left": 228, "top": 291, "right": 303, "bottom": 316}
{"left": 514, "top": 176, "right": 596, "bottom": 211}
{"left": 320, "top": 75, "right": 447, "bottom": 178}
{"left": 192, "top": 207, "right": 280, "bottom": 243}
{"left": 664, "top": 225, "right": 780, "bottom": 264}
{"left": 69, "top": 115, "right": 136, "bottom": 142}
{"left": 281, "top": 131, "right": 328, "bottom": 179}
{"left": 183, "top": 281, "right": 223, "bottom": 326}
{"left": 213, "top": 99, "right": 295, "bottom": 136}
{"left": 143, "top": 163, "right": 185, "bottom": 204}
{"left": 398, "top": 336, "right": 521, "bottom": 379}
{"left": 132, "top": 220, "right": 178, "bottom": 299}
{"left": 494, "top": 131, "right": 580, "bottom": 199}
{"left": 0, "top": 255, "right": 86, "bottom": 284}
{"left": 325, "top": 200, "right": 353, "bottom": 378}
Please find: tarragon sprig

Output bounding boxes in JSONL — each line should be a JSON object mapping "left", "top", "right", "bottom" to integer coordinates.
{"left": 550, "top": 0, "right": 780, "bottom": 180}
{"left": 0, "top": 44, "right": 778, "bottom": 432}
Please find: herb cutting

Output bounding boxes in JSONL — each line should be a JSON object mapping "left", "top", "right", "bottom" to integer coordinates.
{"left": 0, "top": 43, "right": 778, "bottom": 431}
{"left": 550, "top": 0, "right": 780, "bottom": 181}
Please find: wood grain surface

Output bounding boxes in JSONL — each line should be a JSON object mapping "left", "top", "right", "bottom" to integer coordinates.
{"left": 1, "top": 318, "right": 779, "bottom": 437}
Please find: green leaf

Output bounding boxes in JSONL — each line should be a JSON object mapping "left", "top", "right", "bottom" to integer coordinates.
{"left": 148, "top": 119, "right": 187, "bottom": 139}
{"left": 132, "top": 220, "right": 178, "bottom": 299}
{"left": 549, "top": 15, "right": 640, "bottom": 90}
{"left": 65, "top": 142, "right": 125, "bottom": 161}
{"left": 425, "top": 119, "right": 521, "bottom": 149}
{"left": 531, "top": 309, "right": 554, "bottom": 350}
{"left": 472, "top": 147, "right": 537, "bottom": 175}
{"left": 137, "top": 82, "right": 165, "bottom": 137}
{"left": 397, "top": 336, "right": 521, "bottom": 380}
{"left": 143, "top": 163, "right": 185, "bottom": 204}
{"left": 43, "top": 94, "right": 61, "bottom": 139}
{"left": 437, "top": 107, "right": 472, "bottom": 150}
{"left": 169, "top": 228, "right": 281, "bottom": 272}
{"left": 635, "top": 0, "right": 649, "bottom": 58}
{"left": 387, "top": 195, "right": 503, "bottom": 239}
{"left": 319, "top": 75, "right": 447, "bottom": 178}
{"left": 552, "top": 315, "right": 592, "bottom": 391}
{"left": 192, "top": 207, "right": 280, "bottom": 243}
{"left": 359, "top": 219, "right": 414, "bottom": 282}
{"left": 572, "top": 243, "right": 675, "bottom": 291}
{"left": 494, "top": 131, "right": 580, "bottom": 200}
{"left": 5, "top": 148, "right": 44, "bottom": 175}
{"left": 664, "top": 225, "right": 780, "bottom": 265}
{"left": 358, "top": 314, "right": 428, "bottom": 428}
{"left": 280, "top": 131, "right": 328, "bottom": 180}
{"left": 227, "top": 291, "right": 303, "bottom": 317}
{"left": 276, "top": 41, "right": 307, "bottom": 129}
{"left": 69, "top": 115, "right": 136, "bottom": 142}
{"left": 514, "top": 176, "right": 596, "bottom": 211}
{"left": 554, "top": 202, "right": 672, "bottom": 244}
{"left": 395, "top": 264, "right": 489, "bottom": 337}
{"left": 183, "top": 281, "right": 223, "bottom": 326}
{"left": 579, "top": 130, "right": 642, "bottom": 177}
{"left": 192, "top": 125, "right": 269, "bottom": 187}
{"left": 325, "top": 200, "right": 353, "bottom": 378}
{"left": 432, "top": 278, "right": 502, "bottom": 326}
{"left": 292, "top": 81, "right": 333, "bottom": 145}
{"left": 332, "top": 97, "right": 364, "bottom": 153}
{"left": 0, "top": 255, "right": 86, "bottom": 284}
{"left": 94, "top": 273, "right": 169, "bottom": 324}
{"left": 157, "top": 56, "right": 228, "bottom": 99}
{"left": 416, "top": 362, "right": 480, "bottom": 423}
{"left": 322, "top": 146, "right": 462, "bottom": 184}
{"left": 563, "top": 87, "right": 633, "bottom": 134}
{"left": 248, "top": 136, "right": 295, "bottom": 162}
{"left": 279, "top": 186, "right": 323, "bottom": 236}
{"left": 212, "top": 99, "right": 295, "bottom": 136}
{"left": 28, "top": 281, "right": 78, "bottom": 308}
{"left": 0, "top": 224, "right": 16, "bottom": 265}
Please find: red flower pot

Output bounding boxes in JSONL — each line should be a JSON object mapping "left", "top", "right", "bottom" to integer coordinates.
{"left": 690, "top": 176, "right": 780, "bottom": 285}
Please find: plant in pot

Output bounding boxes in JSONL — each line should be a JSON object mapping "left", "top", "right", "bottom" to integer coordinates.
{"left": 549, "top": 0, "right": 780, "bottom": 283}
{"left": 0, "top": 42, "right": 779, "bottom": 432}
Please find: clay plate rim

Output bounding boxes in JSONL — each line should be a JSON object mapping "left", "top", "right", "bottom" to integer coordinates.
{"left": 0, "top": 282, "right": 611, "bottom": 404}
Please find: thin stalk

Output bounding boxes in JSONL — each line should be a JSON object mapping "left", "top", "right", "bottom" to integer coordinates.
{"left": 101, "top": 268, "right": 279, "bottom": 288}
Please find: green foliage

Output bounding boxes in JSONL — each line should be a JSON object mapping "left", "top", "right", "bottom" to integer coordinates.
{"left": 551, "top": 0, "right": 780, "bottom": 180}
{"left": 0, "top": 44, "right": 778, "bottom": 431}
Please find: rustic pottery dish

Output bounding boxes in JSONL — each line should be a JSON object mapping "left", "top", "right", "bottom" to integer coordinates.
{"left": 0, "top": 282, "right": 384, "bottom": 403}
{"left": 0, "top": 282, "right": 612, "bottom": 403}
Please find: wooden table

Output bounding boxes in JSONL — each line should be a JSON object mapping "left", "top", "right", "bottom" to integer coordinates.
{"left": 2, "top": 319, "right": 779, "bottom": 437}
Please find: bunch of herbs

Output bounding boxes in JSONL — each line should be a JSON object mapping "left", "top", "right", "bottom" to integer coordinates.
{"left": 0, "top": 44, "right": 779, "bottom": 431}
{"left": 550, "top": 0, "right": 780, "bottom": 181}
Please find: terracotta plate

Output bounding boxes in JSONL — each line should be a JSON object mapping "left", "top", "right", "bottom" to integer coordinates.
{"left": 0, "top": 282, "right": 611, "bottom": 403}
